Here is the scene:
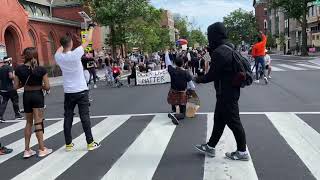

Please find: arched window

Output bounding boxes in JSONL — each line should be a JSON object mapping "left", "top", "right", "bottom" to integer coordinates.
{"left": 48, "top": 33, "right": 56, "bottom": 55}
{"left": 264, "top": 20, "right": 268, "bottom": 30}
{"left": 28, "top": 30, "right": 37, "bottom": 47}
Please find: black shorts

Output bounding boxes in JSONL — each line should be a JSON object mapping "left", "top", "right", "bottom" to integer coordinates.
{"left": 23, "top": 90, "right": 44, "bottom": 113}
{"left": 265, "top": 65, "right": 269, "bottom": 70}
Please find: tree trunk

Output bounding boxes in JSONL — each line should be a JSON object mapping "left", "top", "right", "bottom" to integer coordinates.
{"left": 110, "top": 24, "right": 117, "bottom": 60}
{"left": 301, "top": 0, "right": 308, "bottom": 56}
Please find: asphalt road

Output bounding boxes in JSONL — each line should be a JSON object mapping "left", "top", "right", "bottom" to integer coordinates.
{"left": 1, "top": 57, "right": 320, "bottom": 180}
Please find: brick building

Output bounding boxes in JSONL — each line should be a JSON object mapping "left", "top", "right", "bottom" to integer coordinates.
{"left": 253, "top": 0, "right": 269, "bottom": 34}
{"left": 160, "top": 10, "right": 176, "bottom": 43}
{"left": 0, "top": 0, "right": 103, "bottom": 71}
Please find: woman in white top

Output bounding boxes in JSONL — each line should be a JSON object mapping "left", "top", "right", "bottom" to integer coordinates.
{"left": 264, "top": 49, "right": 272, "bottom": 79}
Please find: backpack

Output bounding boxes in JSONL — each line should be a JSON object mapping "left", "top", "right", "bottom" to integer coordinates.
{"left": 222, "top": 45, "right": 253, "bottom": 88}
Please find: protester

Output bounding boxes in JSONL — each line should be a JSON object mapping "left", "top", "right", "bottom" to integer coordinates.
{"left": 165, "top": 50, "right": 195, "bottom": 125}
{"left": 195, "top": 22, "right": 249, "bottom": 161}
{"left": 0, "top": 142, "right": 13, "bottom": 155}
{"left": 252, "top": 31, "right": 268, "bottom": 84}
{"left": 54, "top": 25, "right": 100, "bottom": 152}
{"left": 0, "top": 57, "right": 23, "bottom": 122}
{"left": 265, "top": 49, "right": 272, "bottom": 79}
{"left": 112, "top": 63, "right": 123, "bottom": 87}
{"left": 85, "top": 52, "right": 98, "bottom": 88}
{"left": 203, "top": 48, "right": 211, "bottom": 73}
{"left": 195, "top": 54, "right": 206, "bottom": 77}
{"left": 14, "top": 47, "right": 52, "bottom": 158}
{"left": 127, "top": 62, "right": 137, "bottom": 86}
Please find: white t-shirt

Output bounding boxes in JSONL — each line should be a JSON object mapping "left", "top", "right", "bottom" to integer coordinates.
{"left": 55, "top": 46, "right": 88, "bottom": 93}
{"left": 264, "top": 54, "right": 271, "bottom": 65}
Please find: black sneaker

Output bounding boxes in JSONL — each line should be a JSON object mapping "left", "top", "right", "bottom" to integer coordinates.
{"left": 195, "top": 144, "right": 215, "bottom": 157}
{"left": 15, "top": 114, "right": 24, "bottom": 120}
{"left": 0, "top": 146, "right": 13, "bottom": 155}
{"left": 168, "top": 113, "right": 179, "bottom": 125}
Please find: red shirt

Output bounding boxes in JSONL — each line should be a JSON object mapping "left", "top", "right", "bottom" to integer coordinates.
{"left": 112, "top": 67, "right": 121, "bottom": 74}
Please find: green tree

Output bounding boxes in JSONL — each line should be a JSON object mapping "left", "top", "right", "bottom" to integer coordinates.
{"left": 223, "top": 9, "right": 259, "bottom": 46}
{"left": 270, "top": 0, "right": 313, "bottom": 56}
{"left": 189, "top": 29, "right": 207, "bottom": 48}
{"left": 174, "top": 14, "right": 190, "bottom": 39}
{"left": 82, "top": 0, "right": 149, "bottom": 57}
{"left": 267, "top": 34, "right": 277, "bottom": 48}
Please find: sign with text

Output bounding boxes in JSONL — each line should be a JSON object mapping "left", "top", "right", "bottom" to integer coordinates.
{"left": 136, "top": 69, "right": 171, "bottom": 85}
{"left": 81, "top": 31, "right": 93, "bottom": 52}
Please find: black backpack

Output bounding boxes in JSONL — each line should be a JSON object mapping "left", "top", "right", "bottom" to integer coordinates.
{"left": 223, "top": 45, "right": 253, "bottom": 88}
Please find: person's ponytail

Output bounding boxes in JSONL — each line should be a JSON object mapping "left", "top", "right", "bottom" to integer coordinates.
{"left": 30, "top": 58, "right": 39, "bottom": 72}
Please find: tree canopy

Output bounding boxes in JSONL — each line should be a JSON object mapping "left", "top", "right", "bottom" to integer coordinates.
{"left": 223, "top": 8, "right": 259, "bottom": 46}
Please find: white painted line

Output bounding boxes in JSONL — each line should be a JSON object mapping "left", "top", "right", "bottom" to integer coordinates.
{"left": 269, "top": 65, "right": 285, "bottom": 71}
{"left": 0, "top": 121, "right": 25, "bottom": 138}
{"left": 203, "top": 114, "right": 258, "bottom": 180}
{"left": 277, "top": 64, "right": 305, "bottom": 71}
{"left": 0, "top": 118, "right": 80, "bottom": 164}
{"left": 296, "top": 63, "right": 320, "bottom": 69}
{"left": 294, "top": 112, "right": 320, "bottom": 114}
{"left": 101, "top": 114, "right": 176, "bottom": 180}
{"left": 266, "top": 112, "right": 320, "bottom": 179}
{"left": 12, "top": 115, "right": 131, "bottom": 180}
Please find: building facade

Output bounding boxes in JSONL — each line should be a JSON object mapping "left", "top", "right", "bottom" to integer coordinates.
{"left": 161, "top": 10, "right": 176, "bottom": 43}
{"left": 253, "top": 0, "right": 269, "bottom": 34}
{"left": 0, "top": 0, "right": 103, "bottom": 70}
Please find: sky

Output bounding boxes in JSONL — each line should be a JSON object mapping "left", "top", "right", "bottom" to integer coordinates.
{"left": 150, "top": 0, "right": 254, "bottom": 32}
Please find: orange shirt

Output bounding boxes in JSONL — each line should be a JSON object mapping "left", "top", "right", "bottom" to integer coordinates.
{"left": 252, "top": 34, "right": 267, "bottom": 57}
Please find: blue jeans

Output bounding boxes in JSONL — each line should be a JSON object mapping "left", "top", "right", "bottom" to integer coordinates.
{"left": 255, "top": 56, "right": 265, "bottom": 80}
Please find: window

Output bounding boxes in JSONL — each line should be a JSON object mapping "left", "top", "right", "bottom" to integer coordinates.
{"left": 48, "top": 33, "right": 56, "bottom": 55}
{"left": 264, "top": 8, "right": 268, "bottom": 16}
{"left": 264, "top": 20, "right": 268, "bottom": 30}
{"left": 317, "top": 35, "right": 320, "bottom": 40}
{"left": 313, "top": 35, "right": 316, "bottom": 40}
{"left": 28, "top": 30, "right": 37, "bottom": 47}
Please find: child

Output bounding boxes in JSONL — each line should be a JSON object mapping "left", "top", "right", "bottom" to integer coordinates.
{"left": 265, "top": 49, "right": 272, "bottom": 79}
{"left": 105, "top": 60, "right": 114, "bottom": 86}
{"left": 165, "top": 50, "right": 195, "bottom": 125}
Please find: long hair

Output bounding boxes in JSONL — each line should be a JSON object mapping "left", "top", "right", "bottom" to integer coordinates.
{"left": 22, "top": 47, "right": 39, "bottom": 71}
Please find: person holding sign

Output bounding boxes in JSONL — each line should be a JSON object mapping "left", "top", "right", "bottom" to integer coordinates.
{"left": 165, "top": 50, "right": 195, "bottom": 125}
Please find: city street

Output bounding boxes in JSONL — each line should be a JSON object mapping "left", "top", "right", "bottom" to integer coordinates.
{"left": 0, "top": 56, "right": 320, "bottom": 180}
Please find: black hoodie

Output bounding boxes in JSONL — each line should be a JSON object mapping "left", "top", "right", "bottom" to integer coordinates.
{"left": 196, "top": 22, "right": 240, "bottom": 102}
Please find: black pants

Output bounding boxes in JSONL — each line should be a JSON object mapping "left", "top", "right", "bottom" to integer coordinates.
{"left": 0, "top": 90, "right": 20, "bottom": 118}
{"left": 127, "top": 74, "right": 136, "bottom": 85}
{"left": 88, "top": 68, "right": 97, "bottom": 84}
{"left": 64, "top": 90, "right": 93, "bottom": 145}
{"left": 207, "top": 99, "right": 247, "bottom": 152}
{"left": 172, "top": 105, "right": 186, "bottom": 120}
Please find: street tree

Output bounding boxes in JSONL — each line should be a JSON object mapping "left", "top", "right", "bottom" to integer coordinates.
{"left": 223, "top": 8, "right": 259, "bottom": 46}
{"left": 270, "top": 0, "right": 313, "bottom": 56}
{"left": 174, "top": 14, "right": 190, "bottom": 39}
{"left": 189, "top": 29, "right": 207, "bottom": 48}
{"left": 81, "top": 0, "right": 149, "bottom": 57}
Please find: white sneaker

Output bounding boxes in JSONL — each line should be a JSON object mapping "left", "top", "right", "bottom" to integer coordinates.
{"left": 268, "top": 76, "right": 272, "bottom": 79}
{"left": 23, "top": 149, "right": 36, "bottom": 158}
{"left": 38, "top": 147, "right": 53, "bottom": 157}
{"left": 254, "top": 80, "right": 259, "bottom": 83}
{"left": 264, "top": 77, "right": 269, "bottom": 84}
{"left": 93, "top": 84, "right": 97, "bottom": 89}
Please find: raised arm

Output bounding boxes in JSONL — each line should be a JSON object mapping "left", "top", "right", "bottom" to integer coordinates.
{"left": 165, "top": 51, "right": 173, "bottom": 68}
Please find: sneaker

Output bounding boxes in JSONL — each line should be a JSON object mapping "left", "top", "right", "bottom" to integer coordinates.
{"left": 0, "top": 117, "right": 4, "bottom": 123}
{"left": 195, "top": 144, "right": 215, "bottom": 157}
{"left": 264, "top": 77, "right": 268, "bottom": 84}
{"left": 268, "top": 76, "right": 272, "bottom": 79}
{"left": 38, "top": 147, "right": 53, "bottom": 158}
{"left": 65, "top": 143, "right": 74, "bottom": 152}
{"left": 87, "top": 141, "right": 101, "bottom": 151}
{"left": 15, "top": 114, "right": 24, "bottom": 120}
{"left": 168, "top": 113, "right": 179, "bottom": 125}
{"left": 225, "top": 151, "right": 250, "bottom": 161}
{"left": 0, "top": 146, "right": 13, "bottom": 155}
{"left": 254, "top": 80, "right": 259, "bottom": 83}
{"left": 23, "top": 149, "right": 36, "bottom": 158}
{"left": 93, "top": 84, "right": 97, "bottom": 89}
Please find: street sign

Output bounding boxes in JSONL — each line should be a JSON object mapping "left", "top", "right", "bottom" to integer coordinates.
{"left": 81, "top": 30, "right": 93, "bottom": 52}
{"left": 314, "top": 0, "right": 320, "bottom": 6}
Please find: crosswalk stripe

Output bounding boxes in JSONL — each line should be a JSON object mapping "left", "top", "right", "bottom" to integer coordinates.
{"left": 12, "top": 115, "right": 131, "bottom": 180}
{"left": 266, "top": 112, "right": 320, "bottom": 179}
{"left": 101, "top": 114, "right": 176, "bottom": 180}
{"left": 296, "top": 63, "right": 320, "bottom": 69}
{"left": 203, "top": 113, "right": 259, "bottom": 180}
{"left": 0, "top": 118, "right": 80, "bottom": 164}
{"left": 0, "top": 121, "right": 25, "bottom": 138}
{"left": 269, "top": 65, "right": 285, "bottom": 71}
{"left": 277, "top": 64, "right": 305, "bottom": 70}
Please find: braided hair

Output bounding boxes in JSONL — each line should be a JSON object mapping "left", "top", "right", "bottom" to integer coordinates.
{"left": 22, "top": 47, "right": 39, "bottom": 72}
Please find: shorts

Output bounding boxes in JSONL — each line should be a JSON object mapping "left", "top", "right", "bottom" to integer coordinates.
{"left": 23, "top": 90, "right": 44, "bottom": 113}
{"left": 113, "top": 73, "right": 120, "bottom": 79}
{"left": 265, "top": 65, "right": 269, "bottom": 70}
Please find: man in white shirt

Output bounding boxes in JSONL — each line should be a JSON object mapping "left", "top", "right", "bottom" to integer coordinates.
{"left": 264, "top": 50, "right": 272, "bottom": 79}
{"left": 55, "top": 25, "right": 100, "bottom": 152}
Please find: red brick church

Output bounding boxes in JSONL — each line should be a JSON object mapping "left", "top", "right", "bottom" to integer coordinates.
{"left": 0, "top": 0, "right": 103, "bottom": 69}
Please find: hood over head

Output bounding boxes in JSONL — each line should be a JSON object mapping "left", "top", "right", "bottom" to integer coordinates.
{"left": 207, "top": 22, "right": 228, "bottom": 50}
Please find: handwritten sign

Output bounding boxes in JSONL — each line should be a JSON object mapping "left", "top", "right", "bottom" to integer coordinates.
{"left": 136, "top": 69, "right": 171, "bottom": 85}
